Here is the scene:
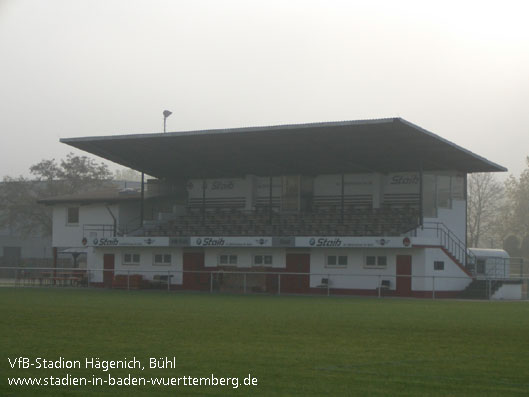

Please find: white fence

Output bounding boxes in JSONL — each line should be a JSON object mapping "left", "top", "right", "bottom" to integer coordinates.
{"left": 0, "top": 266, "right": 527, "bottom": 300}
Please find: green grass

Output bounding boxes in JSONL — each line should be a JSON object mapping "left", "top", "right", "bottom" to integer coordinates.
{"left": 1, "top": 288, "right": 529, "bottom": 396}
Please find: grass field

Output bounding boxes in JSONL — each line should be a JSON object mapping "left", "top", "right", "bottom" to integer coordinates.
{"left": 2, "top": 288, "right": 529, "bottom": 396}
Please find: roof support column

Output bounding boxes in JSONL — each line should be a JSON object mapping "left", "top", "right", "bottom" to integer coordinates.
{"left": 341, "top": 173, "right": 345, "bottom": 225}
{"left": 202, "top": 179, "right": 206, "bottom": 226}
{"left": 269, "top": 176, "right": 273, "bottom": 225}
{"left": 140, "top": 172, "right": 145, "bottom": 228}
{"left": 419, "top": 163, "right": 423, "bottom": 228}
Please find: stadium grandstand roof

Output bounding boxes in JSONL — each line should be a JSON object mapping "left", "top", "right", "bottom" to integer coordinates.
{"left": 38, "top": 187, "right": 140, "bottom": 205}
{"left": 60, "top": 118, "right": 506, "bottom": 179}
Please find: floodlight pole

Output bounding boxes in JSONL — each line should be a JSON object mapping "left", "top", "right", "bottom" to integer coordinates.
{"left": 163, "top": 110, "right": 172, "bottom": 133}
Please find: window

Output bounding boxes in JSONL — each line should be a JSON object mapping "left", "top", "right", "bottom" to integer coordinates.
{"left": 422, "top": 174, "right": 437, "bottom": 217}
{"left": 123, "top": 253, "right": 140, "bottom": 265}
{"left": 326, "top": 255, "right": 347, "bottom": 267}
{"left": 219, "top": 254, "right": 237, "bottom": 265}
{"left": 254, "top": 255, "right": 273, "bottom": 266}
{"left": 423, "top": 173, "right": 464, "bottom": 215}
{"left": 451, "top": 175, "right": 465, "bottom": 200}
{"left": 365, "top": 255, "right": 387, "bottom": 267}
{"left": 67, "top": 207, "right": 79, "bottom": 224}
{"left": 436, "top": 175, "right": 451, "bottom": 209}
{"left": 434, "top": 261, "right": 445, "bottom": 271}
{"left": 476, "top": 259, "right": 485, "bottom": 274}
{"left": 154, "top": 253, "right": 171, "bottom": 265}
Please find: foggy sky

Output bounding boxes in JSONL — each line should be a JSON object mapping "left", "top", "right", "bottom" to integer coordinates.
{"left": 1, "top": 0, "right": 528, "bottom": 179}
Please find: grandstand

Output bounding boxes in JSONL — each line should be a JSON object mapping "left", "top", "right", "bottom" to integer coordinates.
{"left": 48, "top": 117, "right": 506, "bottom": 297}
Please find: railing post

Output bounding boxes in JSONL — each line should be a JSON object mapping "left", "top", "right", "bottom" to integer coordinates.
{"left": 167, "top": 270, "right": 170, "bottom": 292}
{"left": 432, "top": 275, "right": 435, "bottom": 299}
{"left": 278, "top": 274, "right": 281, "bottom": 296}
{"left": 87, "top": 269, "right": 91, "bottom": 288}
{"left": 127, "top": 270, "right": 130, "bottom": 291}
{"left": 243, "top": 273, "right": 247, "bottom": 294}
{"left": 327, "top": 273, "right": 330, "bottom": 296}
{"left": 378, "top": 274, "right": 381, "bottom": 298}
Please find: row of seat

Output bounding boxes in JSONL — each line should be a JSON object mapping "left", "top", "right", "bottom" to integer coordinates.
{"left": 141, "top": 208, "right": 419, "bottom": 237}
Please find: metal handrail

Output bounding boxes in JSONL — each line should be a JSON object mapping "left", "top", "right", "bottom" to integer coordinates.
{"left": 420, "top": 221, "right": 476, "bottom": 271}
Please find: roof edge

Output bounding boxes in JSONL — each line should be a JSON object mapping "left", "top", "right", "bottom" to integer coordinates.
{"left": 60, "top": 117, "right": 398, "bottom": 143}
{"left": 396, "top": 118, "right": 507, "bottom": 172}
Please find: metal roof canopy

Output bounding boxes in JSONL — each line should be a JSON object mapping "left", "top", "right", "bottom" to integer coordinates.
{"left": 60, "top": 118, "right": 506, "bottom": 180}
{"left": 37, "top": 188, "right": 141, "bottom": 205}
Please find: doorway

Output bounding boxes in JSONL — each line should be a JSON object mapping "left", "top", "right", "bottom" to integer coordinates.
{"left": 396, "top": 255, "right": 412, "bottom": 297}
{"left": 103, "top": 254, "right": 115, "bottom": 288}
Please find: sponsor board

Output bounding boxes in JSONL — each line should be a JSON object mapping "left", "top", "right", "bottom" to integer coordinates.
{"left": 389, "top": 173, "right": 419, "bottom": 185}
{"left": 295, "top": 236, "right": 413, "bottom": 248}
{"left": 191, "top": 237, "right": 272, "bottom": 247}
{"left": 272, "top": 236, "right": 295, "bottom": 247}
{"left": 87, "top": 235, "right": 411, "bottom": 248}
{"left": 88, "top": 237, "right": 170, "bottom": 247}
{"left": 169, "top": 237, "right": 191, "bottom": 247}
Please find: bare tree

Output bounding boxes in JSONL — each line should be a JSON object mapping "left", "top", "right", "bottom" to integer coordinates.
{"left": 0, "top": 153, "right": 112, "bottom": 237}
{"left": 467, "top": 173, "right": 503, "bottom": 248}
{"left": 497, "top": 157, "right": 529, "bottom": 242}
{"left": 114, "top": 167, "right": 142, "bottom": 182}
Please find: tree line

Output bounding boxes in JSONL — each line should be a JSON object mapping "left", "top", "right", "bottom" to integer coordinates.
{"left": 467, "top": 157, "right": 529, "bottom": 258}
{"left": 0, "top": 154, "right": 134, "bottom": 237}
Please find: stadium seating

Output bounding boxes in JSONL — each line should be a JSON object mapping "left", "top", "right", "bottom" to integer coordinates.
{"left": 139, "top": 206, "right": 420, "bottom": 237}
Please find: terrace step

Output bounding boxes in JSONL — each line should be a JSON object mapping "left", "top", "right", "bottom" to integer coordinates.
{"left": 459, "top": 279, "right": 503, "bottom": 299}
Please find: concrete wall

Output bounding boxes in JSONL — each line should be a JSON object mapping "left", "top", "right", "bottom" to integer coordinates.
{"left": 84, "top": 245, "right": 472, "bottom": 292}
{"left": 492, "top": 283, "right": 522, "bottom": 300}
{"left": 88, "top": 247, "right": 183, "bottom": 284}
{"left": 418, "top": 199, "right": 466, "bottom": 245}
{"left": 309, "top": 248, "right": 403, "bottom": 290}
{"left": 52, "top": 204, "right": 118, "bottom": 248}
{"left": 204, "top": 248, "right": 286, "bottom": 268}
{"left": 309, "top": 247, "right": 470, "bottom": 292}
{"left": 417, "top": 248, "right": 472, "bottom": 291}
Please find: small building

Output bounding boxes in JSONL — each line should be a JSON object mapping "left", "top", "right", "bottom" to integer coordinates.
{"left": 468, "top": 248, "right": 511, "bottom": 278}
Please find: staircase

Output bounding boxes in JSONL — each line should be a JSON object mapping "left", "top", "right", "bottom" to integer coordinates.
{"left": 459, "top": 279, "right": 503, "bottom": 299}
{"left": 419, "top": 222, "right": 476, "bottom": 276}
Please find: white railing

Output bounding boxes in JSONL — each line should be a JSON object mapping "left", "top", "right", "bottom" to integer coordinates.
{"left": 1, "top": 266, "right": 527, "bottom": 300}
{"left": 419, "top": 222, "right": 476, "bottom": 271}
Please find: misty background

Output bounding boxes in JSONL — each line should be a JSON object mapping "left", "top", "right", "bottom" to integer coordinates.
{"left": 1, "top": 0, "right": 528, "bottom": 178}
